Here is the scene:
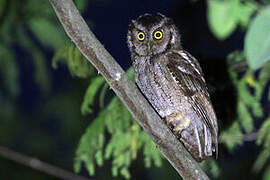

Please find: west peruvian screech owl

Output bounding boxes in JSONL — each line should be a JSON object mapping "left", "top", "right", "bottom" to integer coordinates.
{"left": 127, "top": 13, "right": 218, "bottom": 161}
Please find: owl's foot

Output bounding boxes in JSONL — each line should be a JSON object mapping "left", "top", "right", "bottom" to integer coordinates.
{"left": 165, "top": 112, "right": 191, "bottom": 137}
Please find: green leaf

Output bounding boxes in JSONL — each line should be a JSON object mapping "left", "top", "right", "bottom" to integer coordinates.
{"left": 201, "top": 159, "right": 220, "bottom": 178}
{"left": 220, "top": 121, "right": 243, "bottom": 151}
{"left": 238, "top": 74, "right": 263, "bottom": 118}
{"left": 120, "top": 167, "right": 131, "bottom": 179}
{"left": 0, "top": 44, "right": 19, "bottom": 96}
{"left": 142, "top": 133, "right": 162, "bottom": 168}
{"left": 253, "top": 150, "right": 270, "bottom": 172}
{"left": 227, "top": 50, "right": 245, "bottom": 64}
{"left": 237, "top": 2, "right": 256, "bottom": 28}
{"left": 245, "top": 5, "right": 270, "bottom": 69}
{"left": 29, "top": 18, "right": 67, "bottom": 50}
{"left": 16, "top": 26, "right": 51, "bottom": 93}
{"left": 32, "top": 51, "right": 51, "bottom": 93}
{"left": 254, "top": 63, "right": 270, "bottom": 101}
{"left": 73, "top": 158, "right": 82, "bottom": 173}
{"left": 99, "top": 83, "right": 109, "bottom": 108}
{"left": 52, "top": 45, "right": 95, "bottom": 78}
{"left": 86, "top": 162, "right": 95, "bottom": 175}
{"left": 75, "top": 68, "right": 162, "bottom": 179}
{"left": 67, "top": 45, "right": 95, "bottom": 78}
{"left": 257, "top": 118, "right": 270, "bottom": 145}
{"left": 74, "top": 110, "right": 107, "bottom": 176}
{"left": 95, "top": 150, "right": 103, "bottom": 166}
{"left": 263, "top": 166, "right": 270, "bottom": 180}
{"left": 207, "top": 0, "right": 239, "bottom": 40}
{"left": 112, "top": 166, "right": 118, "bottom": 177}
{"left": 237, "top": 101, "right": 253, "bottom": 133}
{"left": 81, "top": 76, "right": 105, "bottom": 115}
{"left": 25, "top": 0, "right": 56, "bottom": 19}
{"left": 52, "top": 46, "right": 69, "bottom": 69}
{"left": 74, "top": 0, "right": 88, "bottom": 12}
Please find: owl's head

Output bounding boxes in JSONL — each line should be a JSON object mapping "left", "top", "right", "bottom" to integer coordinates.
{"left": 127, "top": 13, "right": 181, "bottom": 58}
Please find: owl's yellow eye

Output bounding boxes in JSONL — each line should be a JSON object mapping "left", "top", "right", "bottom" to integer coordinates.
{"left": 153, "top": 30, "right": 163, "bottom": 40}
{"left": 137, "top": 32, "right": 145, "bottom": 41}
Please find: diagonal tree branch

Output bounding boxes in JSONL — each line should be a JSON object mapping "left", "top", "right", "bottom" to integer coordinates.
{"left": 48, "top": 0, "right": 210, "bottom": 179}
{"left": 0, "top": 146, "right": 91, "bottom": 180}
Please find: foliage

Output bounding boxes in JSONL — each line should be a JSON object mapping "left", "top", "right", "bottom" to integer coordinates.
{"left": 71, "top": 1, "right": 270, "bottom": 178}
{"left": 0, "top": 0, "right": 90, "bottom": 179}
{"left": 0, "top": 0, "right": 163, "bottom": 179}
{"left": 71, "top": 65, "right": 219, "bottom": 178}
{"left": 207, "top": 0, "right": 256, "bottom": 40}
{"left": 253, "top": 117, "right": 270, "bottom": 173}
{"left": 220, "top": 121, "right": 243, "bottom": 152}
{"left": 1, "top": 0, "right": 270, "bottom": 179}
{"left": 52, "top": 44, "right": 96, "bottom": 79}
{"left": 73, "top": 69, "right": 162, "bottom": 179}
{"left": 200, "top": 159, "right": 220, "bottom": 179}
{"left": 0, "top": 44, "right": 19, "bottom": 97}
{"left": 263, "top": 165, "right": 270, "bottom": 180}
{"left": 46, "top": 9, "right": 162, "bottom": 177}
{"left": 208, "top": 0, "right": 270, "bottom": 178}
{"left": 0, "top": 0, "right": 87, "bottom": 96}
{"left": 208, "top": 0, "right": 270, "bottom": 70}
{"left": 245, "top": 5, "right": 270, "bottom": 69}
{"left": 52, "top": 0, "right": 270, "bottom": 179}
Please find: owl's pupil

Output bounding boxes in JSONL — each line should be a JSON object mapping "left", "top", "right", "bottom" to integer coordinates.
{"left": 154, "top": 31, "right": 163, "bottom": 40}
{"left": 139, "top": 34, "right": 143, "bottom": 39}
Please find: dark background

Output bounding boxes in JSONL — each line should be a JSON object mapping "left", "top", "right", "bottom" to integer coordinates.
{"left": 0, "top": 0, "right": 264, "bottom": 179}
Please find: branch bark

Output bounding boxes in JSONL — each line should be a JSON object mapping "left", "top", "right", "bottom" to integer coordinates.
{"left": 48, "top": 0, "right": 210, "bottom": 179}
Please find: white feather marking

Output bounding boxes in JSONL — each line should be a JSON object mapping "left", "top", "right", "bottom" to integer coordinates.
{"left": 204, "top": 124, "right": 208, "bottom": 154}
{"left": 179, "top": 51, "right": 189, "bottom": 60}
{"left": 194, "top": 67, "right": 201, "bottom": 75}
{"left": 171, "top": 35, "right": 175, "bottom": 44}
{"left": 177, "top": 65, "right": 188, "bottom": 73}
{"left": 178, "top": 50, "right": 202, "bottom": 76}
{"left": 194, "top": 126, "right": 202, "bottom": 158}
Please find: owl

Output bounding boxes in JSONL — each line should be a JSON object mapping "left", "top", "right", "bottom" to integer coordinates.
{"left": 127, "top": 13, "right": 218, "bottom": 161}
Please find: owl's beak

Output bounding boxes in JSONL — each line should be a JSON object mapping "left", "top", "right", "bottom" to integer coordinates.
{"left": 147, "top": 43, "right": 152, "bottom": 55}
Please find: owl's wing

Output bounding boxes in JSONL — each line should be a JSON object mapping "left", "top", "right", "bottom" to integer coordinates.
{"left": 166, "top": 50, "right": 208, "bottom": 98}
{"left": 166, "top": 50, "right": 218, "bottom": 154}
{"left": 168, "top": 51, "right": 206, "bottom": 94}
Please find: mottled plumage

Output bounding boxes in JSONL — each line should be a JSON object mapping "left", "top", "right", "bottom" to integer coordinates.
{"left": 127, "top": 13, "right": 218, "bottom": 161}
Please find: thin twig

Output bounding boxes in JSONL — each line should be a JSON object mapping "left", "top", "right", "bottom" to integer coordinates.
{"left": 229, "top": 60, "right": 249, "bottom": 71}
{"left": 47, "top": 0, "right": 210, "bottom": 179}
{"left": 0, "top": 146, "right": 91, "bottom": 180}
{"left": 219, "top": 131, "right": 259, "bottom": 143}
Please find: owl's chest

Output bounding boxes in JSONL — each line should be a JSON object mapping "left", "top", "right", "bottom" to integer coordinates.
{"left": 134, "top": 57, "right": 184, "bottom": 117}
